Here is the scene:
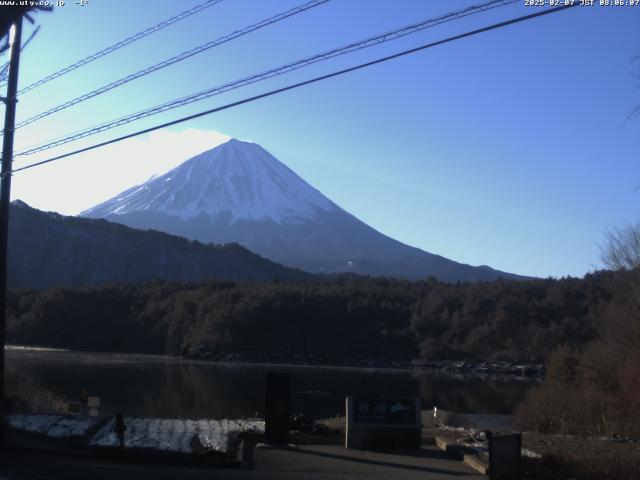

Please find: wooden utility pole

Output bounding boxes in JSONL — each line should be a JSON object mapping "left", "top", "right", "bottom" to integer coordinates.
{"left": 0, "top": 14, "right": 23, "bottom": 443}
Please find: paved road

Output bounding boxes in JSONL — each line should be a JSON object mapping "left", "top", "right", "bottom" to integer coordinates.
{"left": 0, "top": 445, "right": 483, "bottom": 479}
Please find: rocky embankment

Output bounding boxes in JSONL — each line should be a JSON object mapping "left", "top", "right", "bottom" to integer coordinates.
{"left": 184, "top": 349, "right": 544, "bottom": 379}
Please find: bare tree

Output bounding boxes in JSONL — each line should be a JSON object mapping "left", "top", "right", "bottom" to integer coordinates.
{"left": 631, "top": 54, "right": 640, "bottom": 121}
{"left": 599, "top": 223, "right": 640, "bottom": 354}
{"left": 600, "top": 223, "right": 640, "bottom": 271}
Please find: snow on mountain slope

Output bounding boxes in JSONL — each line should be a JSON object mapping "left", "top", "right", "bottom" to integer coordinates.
{"left": 82, "top": 139, "right": 338, "bottom": 224}
{"left": 82, "top": 137, "right": 525, "bottom": 281}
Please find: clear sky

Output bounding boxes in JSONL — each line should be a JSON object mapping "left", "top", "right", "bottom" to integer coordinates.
{"left": 2, "top": 0, "right": 639, "bottom": 278}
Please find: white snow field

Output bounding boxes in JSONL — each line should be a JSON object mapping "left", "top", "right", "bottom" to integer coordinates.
{"left": 82, "top": 138, "right": 337, "bottom": 224}
{"left": 8, "top": 414, "right": 264, "bottom": 456}
{"left": 7, "top": 414, "right": 102, "bottom": 439}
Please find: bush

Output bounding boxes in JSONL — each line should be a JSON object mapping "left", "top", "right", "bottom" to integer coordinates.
{"left": 515, "top": 273, "right": 640, "bottom": 439}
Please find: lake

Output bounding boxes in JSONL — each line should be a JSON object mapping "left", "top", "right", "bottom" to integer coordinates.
{"left": 5, "top": 348, "right": 535, "bottom": 419}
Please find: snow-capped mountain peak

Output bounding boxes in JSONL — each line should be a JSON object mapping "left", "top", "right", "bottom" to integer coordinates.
{"left": 82, "top": 138, "right": 338, "bottom": 224}
{"left": 81, "top": 137, "right": 524, "bottom": 282}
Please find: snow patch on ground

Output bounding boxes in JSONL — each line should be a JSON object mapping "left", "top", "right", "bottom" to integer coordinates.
{"left": 89, "top": 417, "right": 265, "bottom": 455}
{"left": 9, "top": 414, "right": 264, "bottom": 456}
{"left": 7, "top": 415, "right": 101, "bottom": 438}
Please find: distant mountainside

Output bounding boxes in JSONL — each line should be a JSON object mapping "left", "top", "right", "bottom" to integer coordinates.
{"left": 82, "top": 138, "right": 524, "bottom": 282}
{"left": 8, "top": 201, "right": 309, "bottom": 289}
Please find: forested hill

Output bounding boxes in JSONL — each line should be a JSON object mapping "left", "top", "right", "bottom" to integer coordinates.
{"left": 7, "top": 200, "right": 310, "bottom": 289}
{"left": 7, "top": 269, "right": 628, "bottom": 364}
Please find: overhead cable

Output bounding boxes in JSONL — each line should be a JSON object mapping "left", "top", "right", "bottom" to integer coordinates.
{"left": 7, "top": 3, "right": 578, "bottom": 177}
{"left": 12, "top": 0, "right": 225, "bottom": 94}
{"left": 15, "top": 0, "right": 517, "bottom": 156}
{"left": 9, "top": 0, "right": 329, "bottom": 132}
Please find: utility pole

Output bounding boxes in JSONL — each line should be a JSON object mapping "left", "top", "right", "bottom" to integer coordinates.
{"left": 0, "top": 14, "right": 23, "bottom": 444}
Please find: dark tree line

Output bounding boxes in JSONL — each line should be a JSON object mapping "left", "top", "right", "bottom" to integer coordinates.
{"left": 5, "top": 269, "right": 629, "bottom": 365}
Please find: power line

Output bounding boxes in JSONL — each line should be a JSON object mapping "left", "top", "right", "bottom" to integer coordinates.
{"left": 7, "top": 2, "right": 577, "bottom": 178}
{"left": 15, "top": 0, "right": 517, "bottom": 157}
{"left": 5, "top": 0, "right": 224, "bottom": 95}
{"left": 9, "top": 0, "right": 329, "bottom": 132}
{"left": 0, "top": 61, "right": 8, "bottom": 83}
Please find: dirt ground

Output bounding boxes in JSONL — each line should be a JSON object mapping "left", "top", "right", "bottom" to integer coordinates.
{"left": 320, "top": 414, "right": 640, "bottom": 479}
{"left": 426, "top": 428, "right": 640, "bottom": 479}
{"left": 520, "top": 432, "right": 640, "bottom": 479}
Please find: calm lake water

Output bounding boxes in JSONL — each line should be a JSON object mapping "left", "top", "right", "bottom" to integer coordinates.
{"left": 6, "top": 348, "right": 535, "bottom": 419}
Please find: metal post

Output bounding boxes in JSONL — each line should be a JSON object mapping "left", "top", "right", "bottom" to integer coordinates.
{"left": 265, "top": 372, "right": 291, "bottom": 445}
{"left": 0, "top": 15, "right": 23, "bottom": 444}
{"left": 114, "top": 413, "right": 127, "bottom": 450}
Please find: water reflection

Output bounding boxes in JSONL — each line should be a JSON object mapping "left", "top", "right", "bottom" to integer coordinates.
{"left": 6, "top": 349, "right": 533, "bottom": 418}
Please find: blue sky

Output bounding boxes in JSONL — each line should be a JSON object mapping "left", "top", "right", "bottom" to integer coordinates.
{"left": 3, "top": 0, "right": 639, "bottom": 278}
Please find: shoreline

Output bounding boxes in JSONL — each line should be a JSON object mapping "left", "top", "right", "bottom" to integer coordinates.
{"left": 6, "top": 344, "right": 543, "bottom": 380}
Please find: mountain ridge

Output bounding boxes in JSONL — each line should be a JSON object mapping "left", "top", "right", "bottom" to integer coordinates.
{"left": 8, "top": 200, "right": 310, "bottom": 289}
{"left": 81, "top": 138, "right": 526, "bottom": 282}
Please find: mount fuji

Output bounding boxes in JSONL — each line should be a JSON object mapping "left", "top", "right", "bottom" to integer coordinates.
{"left": 81, "top": 138, "right": 521, "bottom": 281}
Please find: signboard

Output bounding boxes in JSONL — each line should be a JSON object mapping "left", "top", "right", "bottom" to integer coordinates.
{"left": 352, "top": 397, "right": 417, "bottom": 425}
{"left": 345, "top": 396, "right": 421, "bottom": 450}
{"left": 67, "top": 402, "right": 81, "bottom": 416}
